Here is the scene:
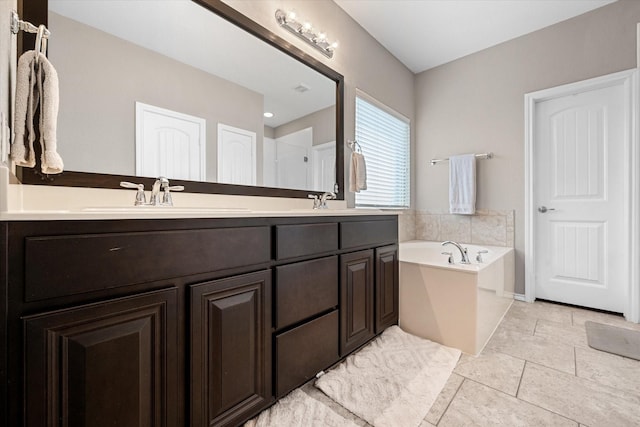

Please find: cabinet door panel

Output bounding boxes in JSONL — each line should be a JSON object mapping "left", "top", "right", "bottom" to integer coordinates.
{"left": 275, "top": 256, "right": 338, "bottom": 330}
{"left": 191, "top": 270, "right": 272, "bottom": 427}
{"left": 23, "top": 288, "right": 178, "bottom": 427}
{"left": 375, "top": 245, "right": 399, "bottom": 333}
{"left": 275, "top": 310, "right": 339, "bottom": 397}
{"left": 340, "top": 250, "right": 374, "bottom": 356}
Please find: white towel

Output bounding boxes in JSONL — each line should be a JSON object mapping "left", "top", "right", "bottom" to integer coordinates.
{"left": 349, "top": 151, "right": 367, "bottom": 192}
{"left": 449, "top": 154, "right": 476, "bottom": 214}
{"left": 11, "top": 51, "right": 38, "bottom": 168}
{"left": 11, "top": 50, "right": 63, "bottom": 174}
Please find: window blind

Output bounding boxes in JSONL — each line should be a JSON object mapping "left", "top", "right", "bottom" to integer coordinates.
{"left": 355, "top": 95, "right": 410, "bottom": 208}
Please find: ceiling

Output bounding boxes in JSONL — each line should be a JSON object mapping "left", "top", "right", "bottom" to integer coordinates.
{"left": 334, "top": 0, "right": 617, "bottom": 74}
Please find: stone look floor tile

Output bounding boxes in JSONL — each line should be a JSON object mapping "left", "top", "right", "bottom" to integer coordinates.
{"left": 419, "top": 420, "right": 437, "bottom": 427}
{"left": 453, "top": 351, "right": 525, "bottom": 396}
{"left": 438, "top": 379, "right": 577, "bottom": 427}
{"left": 575, "top": 346, "right": 640, "bottom": 395}
{"left": 424, "top": 373, "right": 464, "bottom": 425}
{"left": 507, "top": 301, "right": 573, "bottom": 325}
{"left": 497, "top": 311, "right": 537, "bottom": 335}
{"left": 572, "top": 309, "right": 640, "bottom": 330}
{"left": 486, "top": 327, "right": 575, "bottom": 374}
{"left": 517, "top": 362, "right": 640, "bottom": 427}
{"left": 534, "top": 319, "right": 589, "bottom": 348}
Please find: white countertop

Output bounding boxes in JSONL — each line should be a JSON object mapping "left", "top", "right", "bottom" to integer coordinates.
{"left": 0, "top": 207, "right": 398, "bottom": 221}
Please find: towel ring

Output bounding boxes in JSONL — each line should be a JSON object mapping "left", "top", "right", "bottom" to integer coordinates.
{"left": 348, "top": 139, "right": 363, "bottom": 153}
{"left": 35, "top": 24, "right": 48, "bottom": 59}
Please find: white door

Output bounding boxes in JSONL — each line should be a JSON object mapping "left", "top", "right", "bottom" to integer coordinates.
{"left": 276, "top": 128, "right": 312, "bottom": 190}
{"left": 533, "top": 80, "right": 628, "bottom": 313}
{"left": 263, "top": 137, "right": 277, "bottom": 188}
{"left": 217, "top": 124, "right": 256, "bottom": 185}
{"left": 135, "top": 102, "right": 206, "bottom": 180}
{"left": 311, "top": 141, "right": 335, "bottom": 192}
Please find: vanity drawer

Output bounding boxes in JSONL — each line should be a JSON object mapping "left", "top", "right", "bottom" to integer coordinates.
{"left": 340, "top": 219, "right": 398, "bottom": 250}
{"left": 275, "top": 310, "right": 339, "bottom": 397}
{"left": 275, "top": 256, "right": 338, "bottom": 330}
{"left": 24, "top": 226, "right": 270, "bottom": 302}
{"left": 275, "top": 223, "right": 338, "bottom": 260}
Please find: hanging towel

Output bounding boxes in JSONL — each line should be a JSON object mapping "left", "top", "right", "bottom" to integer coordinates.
{"left": 449, "top": 154, "right": 476, "bottom": 214}
{"left": 349, "top": 151, "right": 367, "bottom": 192}
{"left": 36, "top": 52, "right": 63, "bottom": 174}
{"left": 11, "top": 51, "right": 63, "bottom": 174}
{"left": 11, "top": 51, "right": 38, "bottom": 168}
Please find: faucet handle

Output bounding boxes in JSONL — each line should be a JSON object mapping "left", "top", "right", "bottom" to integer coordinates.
{"left": 476, "top": 250, "right": 489, "bottom": 263}
{"left": 161, "top": 185, "right": 185, "bottom": 206}
{"left": 441, "top": 251, "right": 454, "bottom": 264}
{"left": 120, "top": 181, "right": 147, "bottom": 206}
{"left": 308, "top": 194, "right": 320, "bottom": 209}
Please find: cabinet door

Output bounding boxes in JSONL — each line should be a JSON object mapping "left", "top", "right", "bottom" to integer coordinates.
{"left": 375, "top": 245, "right": 399, "bottom": 334}
{"left": 340, "top": 250, "right": 374, "bottom": 356}
{"left": 23, "top": 288, "right": 178, "bottom": 427}
{"left": 190, "top": 270, "right": 272, "bottom": 427}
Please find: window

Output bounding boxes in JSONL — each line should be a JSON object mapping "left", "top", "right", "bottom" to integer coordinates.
{"left": 354, "top": 92, "right": 410, "bottom": 208}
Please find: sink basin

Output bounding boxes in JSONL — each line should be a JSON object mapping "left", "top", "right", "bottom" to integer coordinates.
{"left": 288, "top": 208, "right": 383, "bottom": 214}
{"left": 81, "top": 206, "right": 251, "bottom": 214}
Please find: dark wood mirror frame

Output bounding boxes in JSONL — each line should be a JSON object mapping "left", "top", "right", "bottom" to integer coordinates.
{"left": 17, "top": 0, "right": 345, "bottom": 200}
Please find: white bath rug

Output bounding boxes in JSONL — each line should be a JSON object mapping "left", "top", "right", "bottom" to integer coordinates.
{"left": 244, "top": 388, "right": 360, "bottom": 427}
{"left": 315, "top": 325, "right": 461, "bottom": 427}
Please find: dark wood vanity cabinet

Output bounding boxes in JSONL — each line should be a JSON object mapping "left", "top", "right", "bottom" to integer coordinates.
{"left": 23, "top": 288, "right": 178, "bottom": 427}
{"left": 375, "top": 245, "right": 399, "bottom": 334}
{"left": 0, "top": 215, "right": 398, "bottom": 427}
{"left": 339, "top": 250, "right": 375, "bottom": 356}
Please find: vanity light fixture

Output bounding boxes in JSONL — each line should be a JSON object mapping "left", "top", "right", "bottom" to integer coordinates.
{"left": 275, "top": 9, "right": 337, "bottom": 58}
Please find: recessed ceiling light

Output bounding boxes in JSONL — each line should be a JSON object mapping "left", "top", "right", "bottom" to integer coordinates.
{"left": 264, "top": 112, "right": 274, "bottom": 118}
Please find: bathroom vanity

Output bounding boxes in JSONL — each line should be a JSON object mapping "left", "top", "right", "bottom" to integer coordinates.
{"left": 0, "top": 213, "right": 398, "bottom": 426}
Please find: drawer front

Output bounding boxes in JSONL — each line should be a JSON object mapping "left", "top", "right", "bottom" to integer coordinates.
{"left": 340, "top": 219, "right": 398, "bottom": 250}
{"left": 25, "top": 226, "right": 270, "bottom": 302}
{"left": 275, "top": 256, "right": 338, "bottom": 330}
{"left": 275, "top": 310, "right": 339, "bottom": 397}
{"left": 275, "top": 223, "right": 338, "bottom": 260}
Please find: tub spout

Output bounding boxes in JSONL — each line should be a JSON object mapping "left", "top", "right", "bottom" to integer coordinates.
{"left": 441, "top": 241, "right": 471, "bottom": 264}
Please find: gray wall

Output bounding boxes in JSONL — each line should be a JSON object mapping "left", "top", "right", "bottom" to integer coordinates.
{"left": 223, "top": 0, "right": 416, "bottom": 204}
{"left": 274, "top": 105, "right": 335, "bottom": 146}
{"left": 414, "top": 0, "right": 640, "bottom": 294}
{"left": 49, "top": 12, "right": 265, "bottom": 183}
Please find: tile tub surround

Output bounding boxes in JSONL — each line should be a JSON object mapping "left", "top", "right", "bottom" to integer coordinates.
{"left": 415, "top": 210, "right": 515, "bottom": 247}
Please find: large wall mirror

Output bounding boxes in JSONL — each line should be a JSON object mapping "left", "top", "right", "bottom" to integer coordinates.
{"left": 18, "top": 0, "right": 345, "bottom": 199}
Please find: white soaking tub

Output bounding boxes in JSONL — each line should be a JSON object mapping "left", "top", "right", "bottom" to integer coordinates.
{"left": 399, "top": 240, "right": 515, "bottom": 355}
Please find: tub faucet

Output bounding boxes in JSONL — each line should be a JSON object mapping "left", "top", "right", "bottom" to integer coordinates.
{"left": 441, "top": 241, "right": 471, "bottom": 264}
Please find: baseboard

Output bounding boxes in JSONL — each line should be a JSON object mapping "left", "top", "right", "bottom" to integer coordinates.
{"left": 513, "top": 293, "right": 527, "bottom": 302}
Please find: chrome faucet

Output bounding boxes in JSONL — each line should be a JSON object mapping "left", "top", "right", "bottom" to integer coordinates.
{"left": 319, "top": 192, "right": 336, "bottom": 208}
{"left": 149, "top": 177, "right": 169, "bottom": 206}
{"left": 441, "top": 241, "right": 471, "bottom": 264}
{"left": 308, "top": 192, "right": 336, "bottom": 209}
{"left": 120, "top": 177, "right": 184, "bottom": 207}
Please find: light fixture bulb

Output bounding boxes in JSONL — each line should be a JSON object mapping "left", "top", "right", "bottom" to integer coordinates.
{"left": 303, "top": 22, "right": 312, "bottom": 31}
{"left": 264, "top": 112, "right": 274, "bottom": 118}
{"left": 287, "top": 11, "right": 296, "bottom": 20}
{"left": 330, "top": 41, "right": 339, "bottom": 49}
{"left": 318, "top": 32, "right": 326, "bottom": 40}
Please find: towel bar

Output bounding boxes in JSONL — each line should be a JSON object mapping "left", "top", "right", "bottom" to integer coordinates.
{"left": 430, "top": 152, "right": 493, "bottom": 166}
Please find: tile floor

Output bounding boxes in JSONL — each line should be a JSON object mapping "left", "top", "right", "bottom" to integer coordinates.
{"left": 421, "top": 300, "right": 640, "bottom": 427}
{"left": 288, "top": 300, "right": 640, "bottom": 427}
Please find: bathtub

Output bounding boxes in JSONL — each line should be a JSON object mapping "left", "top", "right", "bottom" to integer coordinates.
{"left": 399, "top": 240, "right": 515, "bottom": 355}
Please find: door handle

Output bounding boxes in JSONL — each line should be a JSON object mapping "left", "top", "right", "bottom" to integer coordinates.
{"left": 538, "top": 206, "right": 556, "bottom": 213}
